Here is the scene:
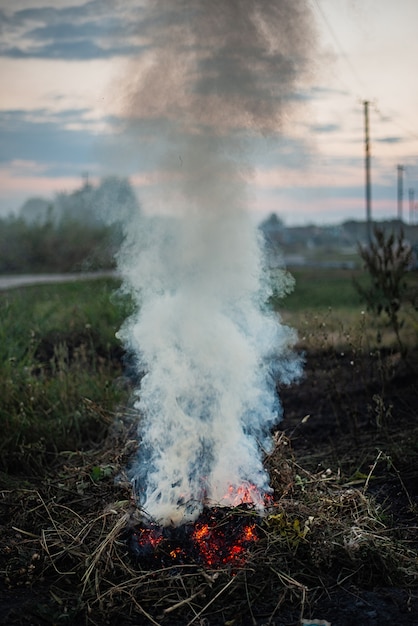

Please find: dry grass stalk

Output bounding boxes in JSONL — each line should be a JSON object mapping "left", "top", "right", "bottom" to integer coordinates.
{"left": 1, "top": 429, "right": 416, "bottom": 625}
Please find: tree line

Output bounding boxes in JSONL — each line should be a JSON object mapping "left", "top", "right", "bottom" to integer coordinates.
{"left": 0, "top": 176, "right": 138, "bottom": 274}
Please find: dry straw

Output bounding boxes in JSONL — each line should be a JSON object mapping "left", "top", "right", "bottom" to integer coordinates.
{"left": 1, "top": 428, "right": 417, "bottom": 625}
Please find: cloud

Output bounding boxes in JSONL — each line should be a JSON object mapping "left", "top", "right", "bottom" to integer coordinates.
{"left": 0, "top": 56, "right": 120, "bottom": 117}
{"left": 310, "top": 122, "right": 341, "bottom": 134}
{"left": 3, "top": 40, "right": 143, "bottom": 60}
{"left": 0, "top": 105, "right": 111, "bottom": 130}
{"left": 0, "top": 108, "right": 97, "bottom": 168}
{"left": 0, "top": 102, "right": 113, "bottom": 213}
{"left": 308, "top": 85, "right": 351, "bottom": 99}
{"left": 0, "top": 165, "right": 84, "bottom": 215}
{"left": 0, "top": 1, "right": 146, "bottom": 60}
{"left": 5, "top": 0, "right": 91, "bottom": 11}
{"left": 375, "top": 136, "right": 403, "bottom": 144}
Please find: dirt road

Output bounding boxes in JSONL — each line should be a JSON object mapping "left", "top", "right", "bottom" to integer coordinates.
{"left": 0, "top": 271, "right": 117, "bottom": 290}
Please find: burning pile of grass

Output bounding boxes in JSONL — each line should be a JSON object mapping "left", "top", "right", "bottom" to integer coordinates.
{"left": 1, "top": 429, "right": 417, "bottom": 625}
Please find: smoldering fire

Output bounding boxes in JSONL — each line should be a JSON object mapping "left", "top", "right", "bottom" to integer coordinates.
{"left": 129, "top": 505, "right": 262, "bottom": 569}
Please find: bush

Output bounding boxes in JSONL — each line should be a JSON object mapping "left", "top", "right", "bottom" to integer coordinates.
{"left": 354, "top": 226, "right": 418, "bottom": 360}
{"left": 0, "top": 215, "right": 120, "bottom": 273}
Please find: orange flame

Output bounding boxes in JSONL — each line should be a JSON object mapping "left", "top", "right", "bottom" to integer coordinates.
{"left": 221, "top": 483, "right": 267, "bottom": 508}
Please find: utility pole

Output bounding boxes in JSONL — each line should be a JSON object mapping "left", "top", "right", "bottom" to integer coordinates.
{"left": 363, "top": 101, "right": 372, "bottom": 243}
{"left": 409, "top": 188, "right": 414, "bottom": 224}
{"left": 397, "top": 165, "right": 404, "bottom": 222}
{"left": 82, "top": 171, "right": 90, "bottom": 189}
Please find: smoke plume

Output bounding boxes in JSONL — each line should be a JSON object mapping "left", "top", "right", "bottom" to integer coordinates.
{"left": 116, "top": 0, "right": 315, "bottom": 525}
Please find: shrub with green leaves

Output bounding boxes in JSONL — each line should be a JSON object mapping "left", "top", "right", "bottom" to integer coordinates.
{"left": 354, "top": 226, "right": 417, "bottom": 359}
{"left": 0, "top": 215, "right": 120, "bottom": 273}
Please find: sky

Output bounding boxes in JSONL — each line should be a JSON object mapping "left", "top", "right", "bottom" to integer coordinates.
{"left": 0, "top": 0, "right": 418, "bottom": 226}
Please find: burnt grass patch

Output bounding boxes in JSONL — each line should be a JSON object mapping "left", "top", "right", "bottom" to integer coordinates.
{"left": 1, "top": 343, "right": 417, "bottom": 625}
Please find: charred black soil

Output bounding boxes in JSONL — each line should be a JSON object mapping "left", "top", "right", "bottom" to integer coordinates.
{"left": 277, "top": 347, "right": 418, "bottom": 626}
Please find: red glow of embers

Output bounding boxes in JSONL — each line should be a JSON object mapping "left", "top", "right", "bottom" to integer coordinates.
{"left": 129, "top": 505, "right": 261, "bottom": 569}
{"left": 190, "top": 513, "right": 258, "bottom": 567}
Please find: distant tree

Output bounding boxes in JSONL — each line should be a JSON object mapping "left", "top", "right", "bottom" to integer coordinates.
{"left": 93, "top": 176, "right": 139, "bottom": 225}
{"left": 20, "top": 197, "right": 51, "bottom": 225}
{"left": 259, "top": 213, "right": 286, "bottom": 268}
{"left": 1, "top": 176, "right": 140, "bottom": 273}
{"left": 18, "top": 176, "right": 140, "bottom": 228}
{"left": 259, "top": 213, "right": 284, "bottom": 232}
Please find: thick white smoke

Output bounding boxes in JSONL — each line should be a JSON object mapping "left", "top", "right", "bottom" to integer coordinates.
{"left": 116, "top": 0, "right": 315, "bottom": 525}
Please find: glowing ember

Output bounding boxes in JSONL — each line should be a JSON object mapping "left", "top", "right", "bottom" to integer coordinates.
{"left": 222, "top": 483, "right": 267, "bottom": 507}
{"left": 129, "top": 505, "right": 261, "bottom": 569}
{"left": 140, "top": 528, "right": 164, "bottom": 548}
{"left": 190, "top": 515, "right": 257, "bottom": 567}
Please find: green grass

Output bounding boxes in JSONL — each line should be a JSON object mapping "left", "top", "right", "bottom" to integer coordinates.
{"left": 0, "top": 278, "right": 128, "bottom": 355}
{"left": 277, "top": 267, "right": 366, "bottom": 312}
{"left": 276, "top": 267, "right": 418, "bottom": 353}
{"left": 1, "top": 268, "right": 416, "bottom": 474}
{"left": 0, "top": 278, "right": 130, "bottom": 472}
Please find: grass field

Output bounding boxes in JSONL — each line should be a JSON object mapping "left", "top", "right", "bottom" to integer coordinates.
{"left": 1, "top": 268, "right": 416, "bottom": 470}
{"left": 282, "top": 267, "right": 365, "bottom": 310}
{"left": 0, "top": 278, "right": 130, "bottom": 472}
{"left": 0, "top": 269, "right": 417, "bottom": 625}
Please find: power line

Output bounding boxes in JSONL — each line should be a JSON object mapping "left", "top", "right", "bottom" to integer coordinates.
{"left": 372, "top": 102, "right": 418, "bottom": 144}
{"left": 311, "top": 0, "right": 368, "bottom": 97}
{"left": 312, "top": 0, "right": 418, "bottom": 146}
{"left": 312, "top": 0, "right": 418, "bottom": 224}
